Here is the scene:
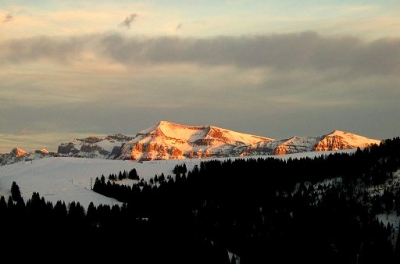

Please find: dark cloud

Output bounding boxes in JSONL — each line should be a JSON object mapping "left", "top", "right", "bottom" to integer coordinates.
{"left": 1, "top": 31, "right": 399, "bottom": 77}
{"left": 0, "top": 35, "right": 88, "bottom": 64}
{"left": 97, "top": 31, "right": 400, "bottom": 76}
{"left": 3, "top": 13, "right": 13, "bottom": 23}
{"left": 119, "top": 13, "right": 137, "bottom": 29}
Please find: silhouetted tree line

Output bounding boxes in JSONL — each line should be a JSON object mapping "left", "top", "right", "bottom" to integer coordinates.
{"left": 106, "top": 167, "right": 140, "bottom": 181}
{"left": 2, "top": 137, "right": 400, "bottom": 263}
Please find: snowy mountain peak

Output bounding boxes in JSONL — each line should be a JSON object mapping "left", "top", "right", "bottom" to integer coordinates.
{"left": 117, "top": 121, "right": 277, "bottom": 161}
{"left": 314, "top": 130, "right": 381, "bottom": 151}
{"left": 115, "top": 121, "right": 382, "bottom": 161}
{"left": 11, "top": 147, "right": 27, "bottom": 157}
{"left": 40, "top": 148, "right": 49, "bottom": 154}
{"left": 0, "top": 147, "right": 57, "bottom": 166}
{"left": 137, "top": 121, "right": 272, "bottom": 145}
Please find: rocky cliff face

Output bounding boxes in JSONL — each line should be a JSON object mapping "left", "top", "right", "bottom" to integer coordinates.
{"left": 57, "top": 133, "right": 133, "bottom": 159}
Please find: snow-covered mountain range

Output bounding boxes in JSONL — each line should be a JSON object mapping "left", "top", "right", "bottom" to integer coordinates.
{"left": 0, "top": 120, "right": 382, "bottom": 165}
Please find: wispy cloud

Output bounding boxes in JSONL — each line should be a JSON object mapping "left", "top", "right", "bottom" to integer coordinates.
{"left": 3, "top": 13, "right": 13, "bottom": 23}
{"left": 0, "top": 35, "right": 87, "bottom": 64}
{"left": 119, "top": 13, "right": 137, "bottom": 29}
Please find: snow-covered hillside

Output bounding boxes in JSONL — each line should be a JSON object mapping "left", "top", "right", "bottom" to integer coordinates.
{"left": 0, "top": 150, "right": 355, "bottom": 210}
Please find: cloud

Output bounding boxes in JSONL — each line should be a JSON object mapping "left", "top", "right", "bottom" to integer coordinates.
{"left": 0, "top": 31, "right": 399, "bottom": 77}
{"left": 3, "top": 13, "right": 13, "bottom": 23}
{"left": 96, "top": 31, "right": 400, "bottom": 76}
{"left": 0, "top": 35, "right": 88, "bottom": 64}
{"left": 119, "top": 13, "right": 137, "bottom": 29}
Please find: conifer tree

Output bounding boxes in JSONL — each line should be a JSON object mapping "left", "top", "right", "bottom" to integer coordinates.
{"left": 0, "top": 196, "right": 7, "bottom": 213}
{"left": 11, "top": 181, "right": 22, "bottom": 202}
{"left": 129, "top": 168, "right": 139, "bottom": 180}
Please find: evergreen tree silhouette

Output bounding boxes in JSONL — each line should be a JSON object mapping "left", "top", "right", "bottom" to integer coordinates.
{"left": 11, "top": 181, "right": 22, "bottom": 202}
{"left": 129, "top": 168, "right": 139, "bottom": 180}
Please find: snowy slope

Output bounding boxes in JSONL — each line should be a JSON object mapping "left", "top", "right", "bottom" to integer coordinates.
{"left": 0, "top": 149, "right": 355, "bottom": 210}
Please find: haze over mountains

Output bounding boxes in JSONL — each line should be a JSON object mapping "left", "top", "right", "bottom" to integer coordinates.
{"left": 0, "top": 121, "right": 382, "bottom": 165}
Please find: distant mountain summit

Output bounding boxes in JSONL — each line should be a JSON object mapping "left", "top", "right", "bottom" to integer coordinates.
{"left": 57, "top": 133, "right": 133, "bottom": 159}
{"left": 0, "top": 148, "right": 54, "bottom": 166}
{"left": 0, "top": 121, "right": 382, "bottom": 165}
{"left": 118, "top": 120, "right": 274, "bottom": 161}
{"left": 314, "top": 130, "right": 379, "bottom": 151}
{"left": 116, "top": 121, "right": 381, "bottom": 161}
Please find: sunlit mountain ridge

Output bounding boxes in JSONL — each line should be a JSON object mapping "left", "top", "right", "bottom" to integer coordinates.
{"left": 0, "top": 120, "right": 382, "bottom": 165}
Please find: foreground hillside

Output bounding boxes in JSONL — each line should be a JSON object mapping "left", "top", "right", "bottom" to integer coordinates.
{"left": 0, "top": 137, "right": 399, "bottom": 263}
{"left": 0, "top": 149, "right": 355, "bottom": 209}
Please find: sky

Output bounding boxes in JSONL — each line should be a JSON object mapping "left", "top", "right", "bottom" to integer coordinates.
{"left": 1, "top": 0, "right": 400, "bottom": 153}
